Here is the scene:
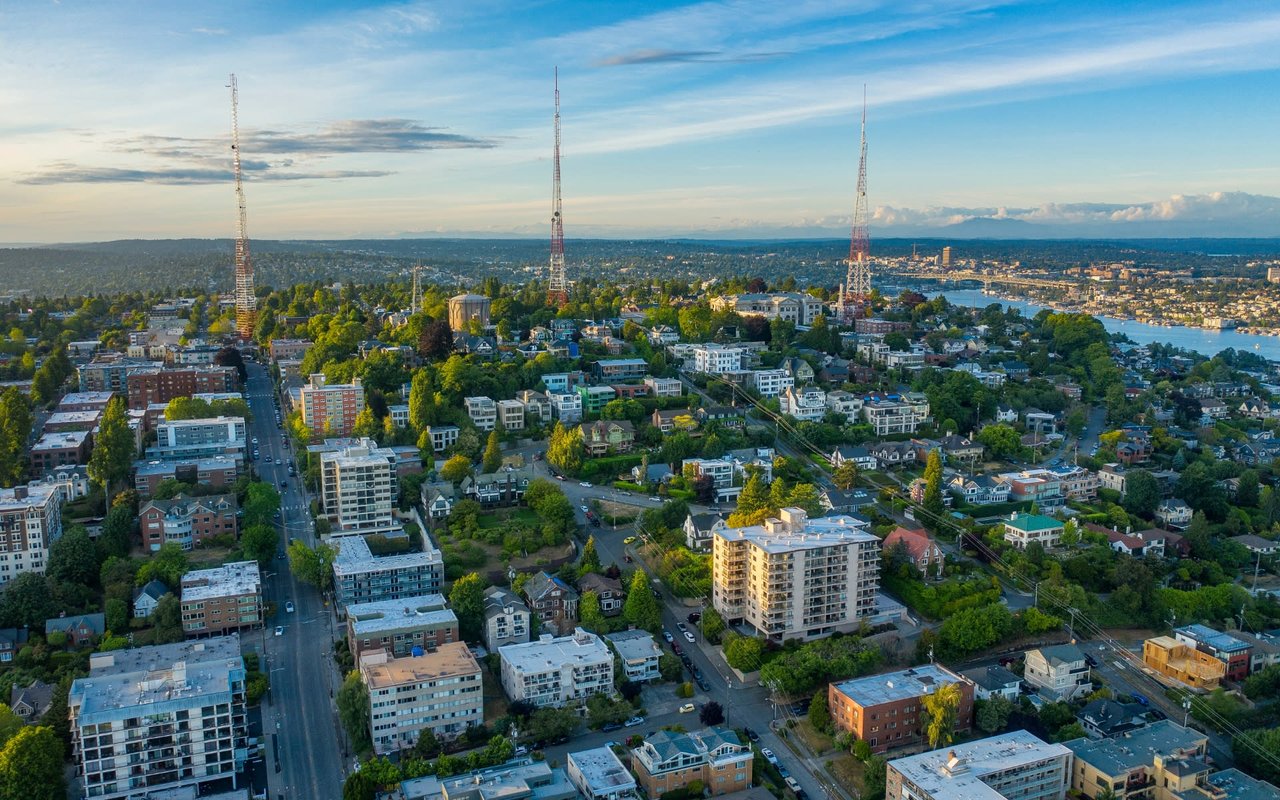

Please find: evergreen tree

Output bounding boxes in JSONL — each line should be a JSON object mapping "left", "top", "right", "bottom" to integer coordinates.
{"left": 88, "top": 396, "right": 136, "bottom": 506}
{"left": 482, "top": 430, "right": 503, "bottom": 474}
{"left": 623, "top": 569, "right": 662, "bottom": 632}
{"left": 923, "top": 450, "right": 945, "bottom": 518}
{"left": 449, "top": 573, "right": 487, "bottom": 642}
{"left": 736, "top": 470, "right": 770, "bottom": 514}
{"left": 579, "top": 535, "right": 602, "bottom": 576}
{"left": 0, "top": 388, "right": 32, "bottom": 486}
{"left": 579, "top": 591, "right": 606, "bottom": 632}
{"left": 408, "top": 369, "right": 435, "bottom": 431}
{"left": 0, "top": 725, "right": 65, "bottom": 800}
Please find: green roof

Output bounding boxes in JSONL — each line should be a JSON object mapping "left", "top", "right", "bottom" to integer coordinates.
{"left": 1006, "top": 513, "right": 1063, "bottom": 532}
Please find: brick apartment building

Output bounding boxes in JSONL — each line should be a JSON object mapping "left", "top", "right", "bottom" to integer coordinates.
{"left": 180, "top": 562, "right": 263, "bottom": 636}
{"left": 125, "top": 366, "right": 238, "bottom": 409}
{"left": 139, "top": 494, "right": 238, "bottom": 551}
{"left": 829, "top": 665, "right": 975, "bottom": 754}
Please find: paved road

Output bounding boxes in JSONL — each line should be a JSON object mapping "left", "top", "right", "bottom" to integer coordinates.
{"left": 245, "top": 362, "right": 346, "bottom": 800}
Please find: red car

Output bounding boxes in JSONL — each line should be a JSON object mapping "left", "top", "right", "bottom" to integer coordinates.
{"left": 672, "top": 643, "right": 682, "bottom": 655}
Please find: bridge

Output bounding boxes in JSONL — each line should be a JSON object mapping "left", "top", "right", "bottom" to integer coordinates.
{"left": 906, "top": 269, "right": 1079, "bottom": 291}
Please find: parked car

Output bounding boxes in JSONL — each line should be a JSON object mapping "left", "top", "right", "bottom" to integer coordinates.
{"left": 580, "top": 505, "right": 590, "bottom": 513}
{"left": 761, "top": 749, "right": 779, "bottom": 766}
{"left": 649, "top": 497, "right": 661, "bottom": 502}
{"left": 579, "top": 481, "right": 592, "bottom": 488}
{"left": 687, "top": 612, "right": 702, "bottom": 624}
{"left": 744, "top": 727, "right": 760, "bottom": 743}
{"left": 679, "top": 703, "right": 695, "bottom": 714}
{"left": 274, "top": 626, "right": 284, "bottom": 636}
{"left": 680, "top": 654, "right": 692, "bottom": 667}
{"left": 285, "top": 601, "right": 295, "bottom": 613}
{"left": 1083, "top": 653, "right": 1098, "bottom": 667}
{"left": 695, "top": 676, "right": 710, "bottom": 691}
{"left": 623, "top": 536, "right": 637, "bottom": 544}
{"left": 672, "top": 643, "right": 682, "bottom": 656}
{"left": 676, "top": 622, "right": 687, "bottom": 632}
{"left": 601, "top": 722, "right": 623, "bottom": 732}
{"left": 663, "top": 631, "right": 674, "bottom": 643}
{"left": 683, "top": 631, "right": 696, "bottom": 643}
{"left": 624, "top": 716, "right": 645, "bottom": 727}
{"left": 785, "top": 777, "right": 803, "bottom": 794}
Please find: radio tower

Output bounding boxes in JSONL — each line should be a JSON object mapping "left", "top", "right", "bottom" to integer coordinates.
{"left": 411, "top": 265, "right": 423, "bottom": 314}
{"left": 228, "top": 74, "right": 257, "bottom": 338}
{"left": 547, "top": 67, "right": 568, "bottom": 307}
{"left": 841, "top": 87, "right": 870, "bottom": 321}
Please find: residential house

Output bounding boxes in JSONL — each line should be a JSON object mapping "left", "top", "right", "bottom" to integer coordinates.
{"left": 819, "top": 487, "right": 874, "bottom": 515}
{"left": 483, "top": 587, "right": 531, "bottom": 652}
{"left": 1077, "top": 699, "right": 1148, "bottom": 739}
{"left": 568, "top": 747, "right": 637, "bottom": 800}
{"left": 581, "top": 420, "right": 635, "bottom": 456}
{"left": 45, "top": 613, "right": 105, "bottom": 646}
{"left": 685, "top": 512, "right": 727, "bottom": 551}
{"left": 752, "top": 368, "right": 794, "bottom": 398}
{"left": 696, "top": 406, "right": 744, "bottom": 428}
{"left": 549, "top": 392, "right": 583, "bottom": 423}
{"left": 826, "top": 390, "right": 864, "bottom": 424}
{"left": 882, "top": 527, "right": 944, "bottom": 578}
{"left": 960, "top": 665, "right": 1022, "bottom": 701}
{"left": 631, "top": 727, "right": 753, "bottom": 798}
{"left": 522, "top": 571, "right": 580, "bottom": 630}
{"left": 499, "top": 629, "right": 613, "bottom": 707}
{"left": 9, "top": 680, "right": 54, "bottom": 723}
{"left": 1003, "top": 513, "right": 1065, "bottom": 550}
{"left": 1230, "top": 534, "right": 1279, "bottom": 556}
{"left": 937, "top": 434, "right": 984, "bottom": 466}
{"left": 831, "top": 444, "right": 877, "bottom": 471}
{"left": 644, "top": 376, "right": 683, "bottom": 398}
{"left": 578, "top": 573, "right": 625, "bottom": 616}
{"left": 422, "top": 424, "right": 461, "bottom": 453}
{"left": 652, "top": 408, "right": 695, "bottom": 434}
{"left": 516, "top": 390, "right": 553, "bottom": 423}
{"left": 0, "top": 628, "right": 28, "bottom": 664}
{"left": 605, "top": 629, "right": 662, "bottom": 682}
{"left": 497, "top": 399, "right": 526, "bottom": 431}
{"left": 867, "top": 441, "right": 917, "bottom": 468}
{"left": 576, "top": 385, "right": 618, "bottom": 415}
{"left": 462, "top": 465, "right": 532, "bottom": 507}
{"left": 780, "top": 356, "right": 815, "bottom": 384}
{"left": 947, "top": 475, "right": 1010, "bottom": 506}
{"left": 139, "top": 493, "right": 238, "bottom": 552}
{"left": 1024, "top": 643, "right": 1091, "bottom": 701}
{"left": 1156, "top": 498, "right": 1193, "bottom": 530}
{"left": 132, "top": 580, "right": 171, "bottom": 618}
{"left": 779, "top": 386, "right": 827, "bottom": 422}
{"left": 1174, "top": 624, "right": 1253, "bottom": 682}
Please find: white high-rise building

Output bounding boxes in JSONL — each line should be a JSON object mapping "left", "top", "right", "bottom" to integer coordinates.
{"left": 499, "top": 629, "right": 613, "bottom": 708}
{"left": 712, "top": 508, "right": 880, "bottom": 642}
{"left": 0, "top": 485, "right": 62, "bottom": 584}
{"left": 320, "top": 438, "right": 397, "bottom": 536}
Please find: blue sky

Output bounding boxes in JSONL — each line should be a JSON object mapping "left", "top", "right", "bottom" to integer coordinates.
{"left": 1, "top": 0, "right": 1278, "bottom": 241}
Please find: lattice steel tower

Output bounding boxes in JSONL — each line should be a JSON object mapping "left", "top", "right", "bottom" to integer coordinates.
{"left": 229, "top": 74, "right": 257, "bottom": 338}
{"left": 842, "top": 88, "right": 870, "bottom": 320}
{"left": 547, "top": 67, "right": 568, "bottom": 307}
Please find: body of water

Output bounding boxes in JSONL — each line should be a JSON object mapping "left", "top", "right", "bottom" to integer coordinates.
{"left": 934, "top": 287, "right": 1280, "bottom": 362}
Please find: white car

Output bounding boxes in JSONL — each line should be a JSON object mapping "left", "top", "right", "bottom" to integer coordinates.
{"left": 684, "top": 631, "right": 696, "bottom": 643}
{"left": 649, "top": 497, "right": 661, "bottom": 502}
{"left": 579, "top": 481, "right": 592, "bottom": 488}
{"left": 274, "top": 626, "right": 284, "bottom": 636}
{"left": 761, "top": 748, "right": 779, "bottom": 766}
{"left": 663, "top": 631, "right": 674, "bottom": 643}
{"left": 580, "top": 505, "right": 589, "bottom": 513}
{"left": 285, "top": 601, "right": 295, "bottom": 613}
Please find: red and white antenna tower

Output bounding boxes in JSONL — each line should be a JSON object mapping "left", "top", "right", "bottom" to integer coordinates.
{"left": 841, "top": 86, "right": 870, "bottom": 321}
{"left": 547, "top": 67, "right": 568, "bottom": 307}
{"left": 229, "top": 74, "right": 257, "bottom": 338}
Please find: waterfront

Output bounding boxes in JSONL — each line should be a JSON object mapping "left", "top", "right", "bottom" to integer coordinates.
{"left": 936, "top": 287, "right": 1280, "bottom": 362}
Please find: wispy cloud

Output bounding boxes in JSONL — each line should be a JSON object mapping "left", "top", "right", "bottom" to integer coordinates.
{"left": 17, "top": 163, "right": 392, "bottom": 186}
{"left": 115, "top": 119, "right": 495, "bottom": 157}
{"left": 595, "top": 49, "right": 788, "bottom": 67}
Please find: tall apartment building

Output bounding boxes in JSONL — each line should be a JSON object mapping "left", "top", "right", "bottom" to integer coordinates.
{"left": 299, "top": 373, "right": 365, "bottom": 439}
{"left": 361, "top": 642, "right": 483, "bottom": 754}
{"left": 180, "top": 562, "right": 263, "bottom": 636}
{"left": 332, "top": 535, "right": 445, "bottom": 610}
{"left": 631, "top": 727, "right": 754, "bottom": 798}
{"left": 885, "top": 729, "right": 1071, "bottom": 800}
{"left": 829, "top": 665, "right": 975, "bottom": 754}
{"left": 345, "top": 594, "right": 459, "bottom": 660}
{"left": 499, "top": 630, "right": 613, "bottom": 708}
{"left": 0, "top": 485, "right": 62, "bottom": 584}
{"left": 139, "top": 494, "right": 238, "bottom": 551}
{"left": 69, "top": 636, "right": 249, "bottom": 800}
{"left": 464, "top": 396, "right": 498, "bottom": 431}
{"left": 712, "top": 508, "right": 880, "bottom": 642}
{"left": 320, "top": 439, "right": 397, "bottom": 536}
{"left": 125, "top": 366, "right": 238, "bottom": 409}
{"left": 78, "top": 357, "right": 161, "bottom": 393}
{"left": 148, "top": 416, "right": 247, "bottom": 462}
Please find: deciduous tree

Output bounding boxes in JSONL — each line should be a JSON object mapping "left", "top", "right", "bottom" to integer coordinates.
{"left": 923, "top": 682, "right": 961, "bottom": 749}
{"left": 449, "top": 573, "right": 487, "bottom": 642}
{"left": 0, "top": 725, "right": 65, "bottom": 800}
{"left": 337, "top": 671, "right": 372, "bottom": 752}
{"left": 47, "top": 524, "right": 99, "bottom": 587}
{"left": 88, "top": 396, "right": 136, "bottom": 505}
{"left": 241, "top": 524, "right": 279, "bottom": 565}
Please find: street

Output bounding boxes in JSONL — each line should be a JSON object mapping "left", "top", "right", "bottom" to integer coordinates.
{"left": 244, "top": 362, "right": 346, "bottom": 800}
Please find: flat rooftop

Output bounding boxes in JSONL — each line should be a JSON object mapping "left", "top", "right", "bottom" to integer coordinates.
{"left": 360, "top": 641, "right": 479, "bottom": 689}
{"left": 832, "top": 664, "right": 969, "bottom": 707}
{"left": 134, "top": 455, "right": 240, "bottom": 476}
{"left": 1206, "top": 768, "right": 1280, "bottom": 800}
{"left": 1176, "top": 623, "right": 1252, "bottom": 654}
{"left": 71, "top": 634, "right": 243, "bottom": 721}
{"left": 1063, "top": 720, "right": 1208, "bottom": 777}
{"left": 347, "top": 594, "right": 456, "bottom": 636}
{"left": 887, "top": 729, "right": 1070, "bottom": 800}
{"left": 181, "top": 561, "right": 261, "bottom": 602}
{"left": 713, "top": 512, "right": 876, "bottom": 554}
{"left": 605, "top": 630, "right": 661, "bottom": 663}
{"left": 332, "top": 534, "right": 442, "bottom": 576}
{"left": 500, "top": 630, "right": 611, "bottom": 674}
{"left": 32, "top": 430, "right": 90, "bottom": 450}
{"left": 568, "top": 746, "right": 635, "bottom": 791}
{"left": 57, "top": 391, "right": 116, "bottom": 407}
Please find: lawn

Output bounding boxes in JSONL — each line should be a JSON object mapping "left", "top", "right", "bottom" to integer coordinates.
{"left": 792, "top": 719, "right": 834, "bottom": 755}
{"left": 476, "top": 508, "right": 540, "bottom": 528}
{"left": 827, "top": 754, "right": 869, "bottom": 797}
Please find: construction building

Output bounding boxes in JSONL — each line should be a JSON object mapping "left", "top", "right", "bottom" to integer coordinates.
{"left": 1143, "top": 636, "right": 1226, "bottom": 690}
{"left": 1174, "top": 624, "right": 1253, "bottom": 682}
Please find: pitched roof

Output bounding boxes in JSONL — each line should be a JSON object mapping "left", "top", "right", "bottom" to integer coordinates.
{"left": 45, "top": 613, "right": 105, "bottom": 636}
{"left": 134, "top": 579, "right": 171, "bottom": 604}
{"left": 882, "top": 527, "right": 937, "bottom": 562}
{"left": 1031, "top": 643, "right": 1085, "bottom": 667}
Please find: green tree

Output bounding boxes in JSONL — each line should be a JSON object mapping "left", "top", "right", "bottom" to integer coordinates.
{"left": 659, "top": 653, "right": 684, "bottom": 682}
{"left": 104, "top": 598, "right": 129, "bottom": 633}
{"left": 98, "top": 504, "right": 134, "bottom": 560}
{"left": 832, "top": 462, "right": 859, "bottom": 491}
{"left": 623, "top": 569, "right": 662, "bottom": 632}
{"left": 923, "top": 682, "right": 962, "bottom": 749}
{"left": 150, "top": 594, "right": 185, "bottom": 644}
{"left": 1234, "top": 728, "right": 1280, "bottom": 785}
{"left": 0, "top": 705, "right": 23, "bottom": 749}
{"left": 482, "top": 430, "right": 503, "bottom": 474}
{"left": 579, "top": 535, "right": 602, "bottom": 576}
{"left": 288, "top": 540, "right": 337, "bottom": 593}
{"left": 0, "top": 388, "right": 33, "bottom": 486}
{"left": 699, "top": 701, "right": 725, "bottom": 726}
{"left": 241, "top": 523, "right": 279, "bottom": 565}
{"left": 408, "top": 368, "right": 435, "bottom": 431}
{"left": 923, "top": 450, "right": 945, "bottom": 518}
{"left": 337, "top": 671, "right": 372, "bottom": 752}
{"left": 0, "top": 725, "right": 66, "bottom": 800}
{"left": 47, "top": 524, "right": 99, "bottom": 587}
{"left": 243, "top": 482, "right": 282, "bottom": 527}
{"left": 546, "top": 422, "right": 585, "bottom": 476}
{"left": 785, "top": 483, "right": 824, "bottom": 517}
{"left": 723, "top": 634, "right": 765, "bottom": 672}
{"left": 1054, "top": 722, "right": 1088, "bottom": 742}
{"left": 87, "top": 396, "right": 136, "bottom": 505}
{"left": 0, "top": 574, "right": 52, "bottom": 630}
{"left": 135, "top": 543, "right": 189, "bottom": 588}
{"left": 1122, "top": 470, "right": 1160, "bottom": 518}
{"left": 976, "top": 424, "right": 1021, "bottom": 459}
{"left": 579, "top": 591, "right": 607, "bottom": 633}
{"left": 808, "top": 688, "right": 832, "bottom": 734}
{"left": 449, "top": 573, "right": 487, "bottom": 642}
{"left": 1236, "top": 469, "right": 1260, "bottom": 508}
{"left": 440, "top": 454, "right": 473, "bottom": 486}
{"left": 352, "top": 407, "right": 380, "bottom": 439}
{"left": 701, "top": 607, "right": 726, "bottom": 643}
{"left": 976, "top": 695, "right": 1014, "bottom": 733}
{"left": 736, "top": 470, "right": 771, "bottom": 515}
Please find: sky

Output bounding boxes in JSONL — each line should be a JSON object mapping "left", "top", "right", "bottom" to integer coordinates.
{"left": 1, "top": 0, "right": 1279, "bottom": 242}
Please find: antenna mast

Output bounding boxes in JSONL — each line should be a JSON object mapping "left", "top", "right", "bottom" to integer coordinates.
{"left": 411, "top": 264, "right": 423, "bottom": 314}
{"left": 547, "top": 67, "right": 567, "bottom": 307}
{"left": 841, "top": 86, "right": 870, "bottom": 322}
{"left": 229, "top": 74, "right": 257, "bottom": 338}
